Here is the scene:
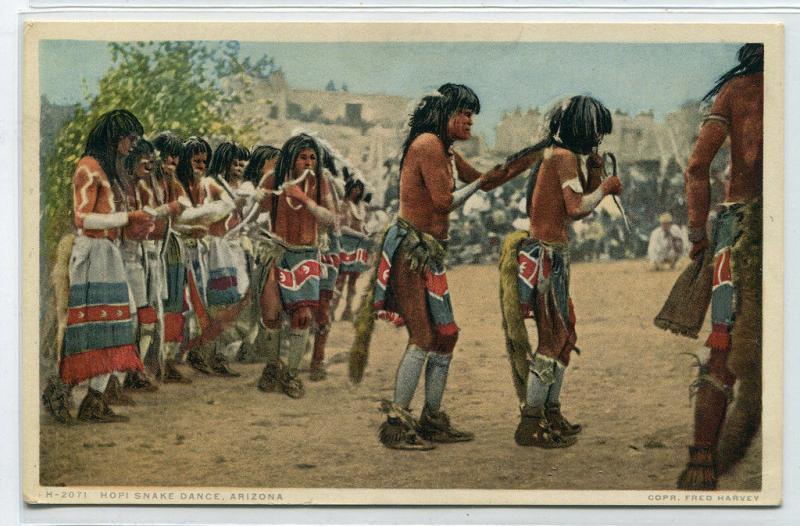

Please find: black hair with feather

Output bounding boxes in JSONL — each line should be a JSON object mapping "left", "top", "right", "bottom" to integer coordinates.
{"left": 400, "top": 83, "right": 481, "bottom": 169}
{"left": 209, "top": 141, "right": 250, "bottom": 183}
{"left": 152, "top": 131, "right": 183, "bottom": 161}
{"left": 345, "top": 178, "right": 365, "bottom": 203}
{"left": 519, "top": 96, "right": 612, "bottom": 214}
{"left": 124, "top": 138, "right": 155, "bottom": 175}
{"left": 149, "top": 132, "right": 183, "bottom": 204}
{"left": 547, "top": 95, "right": 612, "bottom": 155}
{"left": 703, "top": 43, "right": 764, "bottom": 102}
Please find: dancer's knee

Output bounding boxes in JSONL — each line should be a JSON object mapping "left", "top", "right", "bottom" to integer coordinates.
{"left": 316, "top": 300, "right": 331, "bottom": 326}
{"left": 434, "top": 332, "right": 458, "bottom": 355}
{"left": 263, "top": 318, "right": 281, "bottom": 330}
{"left": 409, "top": 330, "right": 436, "bottom": 352}
{"left": 291, "top": 307, "right": 313, "bottom": 330}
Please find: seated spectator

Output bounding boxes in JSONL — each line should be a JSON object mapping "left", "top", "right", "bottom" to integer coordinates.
{"left": 647, "top": 212, "right": 684, "bottom": 270}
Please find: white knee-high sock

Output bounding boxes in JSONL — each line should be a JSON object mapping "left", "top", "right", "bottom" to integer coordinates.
{"left": 393, "top": 344, "right": 427, "bottom": 409}
{"left": 424, "top": 352, "right": 452, "bottom": 413}
{"left": 89, "top": 374, "right": 112, "bottom": 393}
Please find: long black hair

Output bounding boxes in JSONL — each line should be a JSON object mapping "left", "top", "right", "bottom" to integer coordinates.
{"left": 209, "top": 141, "right": 251, "bottom": 182}
{"left": 703, "top": 43, "right": 764, "bottom": 102}
{"left": 400, "top": 83, "right": 481, "bottom": 169}
{"left": 124, "top": 138, "right": 155, "bottom": 175}
{"left": 345, "top": 177, "right": 365, "bottom": 204}
{"left": 152, "top": 131, "right": 183, "bottom": 169}
{"left": 271, "top": 133, "right": 322, "bottom": 225}
{"left": 320, "top": 144, "right": 339, "bottom": 178}
{"left": 176, "top": 136, "right": 212, "bottom": 205}
{"left": 208, "top": 141, "right": 250, "bottom": 200}
{"left": 153, "top": 131, "right": 183, "bottom": 200}
{"left": 243, "top": 145, "right": 280, "bottom": 185}
{"left": 82, "top": 109, "right": 144, "bottom": 187}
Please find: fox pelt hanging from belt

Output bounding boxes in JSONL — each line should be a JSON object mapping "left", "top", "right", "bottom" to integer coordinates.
{"left": 498, "top": 230, "right": 536, "bottom": 403}
{"left": 50, "top": 233, "right": 76, "bottom": 367}
{"left": 41, "top": 232, "right": 76, "bottom": 423}
{"left": 653, "top": 199, "right": 763, "bottom": 476}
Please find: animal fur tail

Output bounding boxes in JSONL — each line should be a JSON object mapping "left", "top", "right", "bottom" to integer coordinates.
{"left": 653, "top": 245, "right": 714, "bottom": 339}
{"left": 349, "top": 264, "right": 378, "bottom": 384}
{"left": 50, "top": 233, "right": 75, "bottom": 366}
{"left": 716, "top": 378, "right": 761, "bottom": 475}
{"left": 717, "top": 198, "right": 763, "bottom": 476}
{"left": 499, "top": 231, "right": 532, "bottom": 403}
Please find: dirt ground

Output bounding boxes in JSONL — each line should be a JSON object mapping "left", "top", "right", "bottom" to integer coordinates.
{"left": 39, "top": 259, "right": 761, "bottom": 491}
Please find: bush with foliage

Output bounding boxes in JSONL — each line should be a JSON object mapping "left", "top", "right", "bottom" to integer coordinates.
{"left": 40, "top": 40, "right": 275, "bottom": 265}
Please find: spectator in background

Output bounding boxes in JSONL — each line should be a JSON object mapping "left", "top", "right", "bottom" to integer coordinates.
{"left": 580, "top": 215, "right": 605, "bottom": 261}
{"left": 647, "top": 212, "right": 684, "bottom": 270}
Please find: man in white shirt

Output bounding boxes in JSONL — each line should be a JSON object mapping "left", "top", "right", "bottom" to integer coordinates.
{"left": 647, "top": 212, "right": 684, "bottom": 270}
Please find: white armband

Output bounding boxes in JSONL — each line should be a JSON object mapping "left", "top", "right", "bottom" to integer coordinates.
{"left": 306, "top": 201, "right": 336, "bottom": 227}
{"left": 702, "top": 114, "right": 729, "bottom": 128}
{"left": 236, "top": 181, "right": 256, "bottom": 197}
{"left": 561, "top": 177, "right": 584, "bottom": 194}
{"left": 144, "top": 204, "right": 172, "bottom": 218}
{"left": 177, "top": 200, "right": 235, "bottom": 225}
{"left": 82, "top": 212, "right": 129, "bottom": 230}
{"left": 450, "top": 178, "right": 483, "bottom": 212}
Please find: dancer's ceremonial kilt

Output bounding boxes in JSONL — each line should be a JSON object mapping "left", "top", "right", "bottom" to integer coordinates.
{"left": 276, "top": 245, "right": 321, "bottom": 312}
{"left": 339, "top": 229, "right": 371, "bottom": 275}
{"left": 319, "top": 232, "right": 341, "bottom": 300}
{"left": 205, "top": 235, "right": 250, "bottom": 307}
{"left": 373, "top": 219, "right": 457, "bottom": 337}
{"left": 60, "top": 236, "right": 143, "bottom": 386}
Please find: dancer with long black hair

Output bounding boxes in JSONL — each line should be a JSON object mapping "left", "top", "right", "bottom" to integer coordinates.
{"left": 60, "top": 109, "right": 153, "bottom": 423}
{"left": 498, "top": 96, "right": 622, "bottom": 448}
{"left": 349, "top": 84, "right": 541, "bottom": 450}
{"left": 256, "top": 133, "right": 336, "bottom": 398}
{"left": 666, "top": 43, "right": 764, "bottom": 490}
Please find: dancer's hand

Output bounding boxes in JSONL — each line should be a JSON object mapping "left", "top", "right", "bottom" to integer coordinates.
{"left": 601, "top": 176, "right": 622, "bottom": 196}
{"left": 284, "top": 184, "right": 308, "bottom": 204}
{"left": 689, "top": 238, "right": 709, "bottom": 260}
{"left": 480, "top": 165, "right": 507, "bottom": 189}
{"left": 586, "top": 152, "right": 604, "bottom": 170}
{"left": 127, "top": 210, "right": 155, "bottom": 238}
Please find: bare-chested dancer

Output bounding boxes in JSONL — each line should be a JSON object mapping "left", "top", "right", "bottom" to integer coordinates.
{"left": 331, "top": 176, "right": 369, "bottom": 321}
{"left": 352, "top": 83, "right": 544, "bottom": 450}
{"left": 500, "top": 96, "right": 622, "bottom": 449}
{"left": 676, "top": 43, "right": 763, "bottom": 490}
{"left": 256, "top": 134, "right": 336, "bottom": 399}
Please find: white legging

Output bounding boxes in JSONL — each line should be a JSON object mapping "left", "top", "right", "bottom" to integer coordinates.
{"left": 87, "top": 371, "right": 126, "bottom": 393}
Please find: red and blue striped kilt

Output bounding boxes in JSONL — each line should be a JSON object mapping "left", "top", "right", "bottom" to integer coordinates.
{"left": 60, "top": 236, "right": 143, "bottom": 386}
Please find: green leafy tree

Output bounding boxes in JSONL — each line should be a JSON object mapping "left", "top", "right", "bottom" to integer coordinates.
{"left": 41, "top": 40, "right": 275, "bottom": 265}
